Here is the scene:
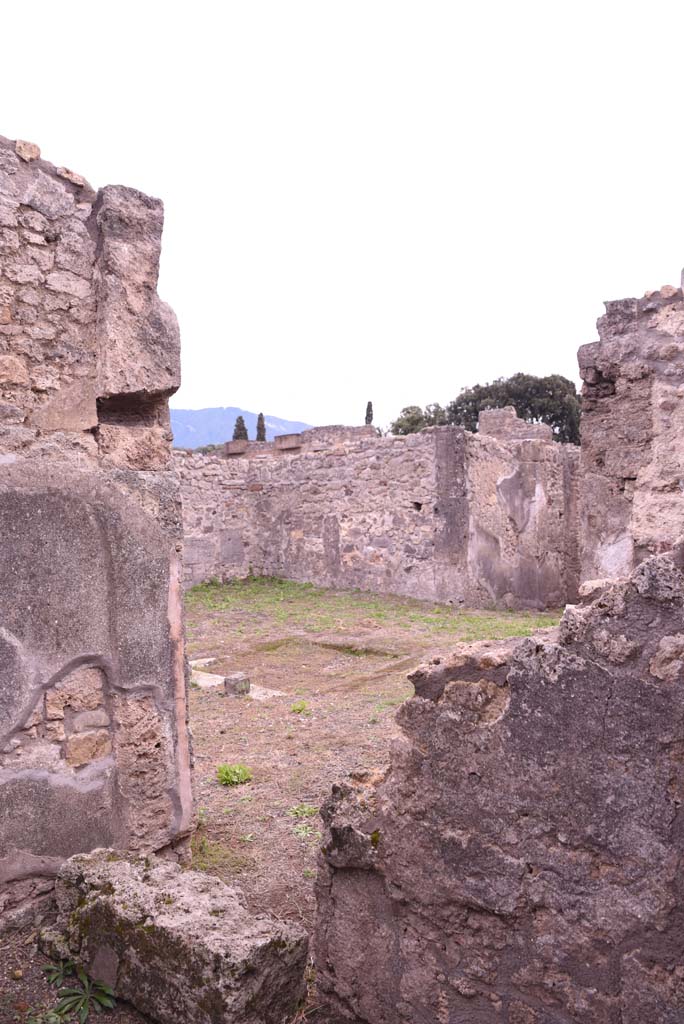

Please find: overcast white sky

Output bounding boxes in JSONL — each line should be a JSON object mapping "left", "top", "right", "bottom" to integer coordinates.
{"left": 4, "top": 1, "right": 684, "bottom": 428}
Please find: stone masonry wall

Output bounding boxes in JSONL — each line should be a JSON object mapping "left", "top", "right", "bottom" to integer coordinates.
{"left": 315, "top": 552, "right": 684, "bottom": 1023}
{"left": 579, "top": 283, "right": 684, "bottom": 581}
{"left": 177, "top": 417, "right": 580, "bottom": 610}
{"left": 0, "top": 136, "right": 192, "bottom": 929}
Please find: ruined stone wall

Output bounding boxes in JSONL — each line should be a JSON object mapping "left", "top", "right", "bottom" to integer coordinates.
{"left": 178, "top": 429, "right": 452, "bottom": 598}
{"left": 177, "top": 417, "right": 580, "bottom": 609}
{"left": 579, "top": 283, "right": 684, "bottom": 580}
{"left": 0, "top": 137, "right": 192, "bottom": 928}
{"left": 315, "top": 552, "right": 684, "bottom": 1022}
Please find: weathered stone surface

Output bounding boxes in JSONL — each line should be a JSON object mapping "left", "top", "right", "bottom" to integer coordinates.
{"left": 190, "top": 669, "right": 225, "bottom": 689}
{"left": 314, "top": 554, "right": 684, "bottom": 1022}
{"left": 64, "top": 729, "right": 112, "bottom": 767}
{"left": 95, "top": 186, "right": 181, "bottom": 400}
{"left": 579, "top": 283, "right": 684, "bottom": 580}
{"left": 44, "top": 667, "right": 105, "bottom": 719}
{"left": 0, "top": 135, "right": 192, "bottom": 929}
{"left": 47, "top": 850, "right": 308, "bottom": 1024}
{"left": 14, "top": 140, "right": 40, "bottom": 163}
{"left": 178, "top": 414, "right": 580, "bottom": 610}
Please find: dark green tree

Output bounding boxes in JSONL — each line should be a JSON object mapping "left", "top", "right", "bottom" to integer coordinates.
{"left": 389, "top": 402, "right": 448, "bottom": 435}
{"left": 232, "top": 415, "right": 248, "bottom": 441}
{"left": 424, "top": 403, "right": 448, "bottom": 427}
{"left": 365, "top": 401, "right": 373, "bottom": 425}
{"left": 446, "top": 373, "right": 580, "bottom": 444}
{"left": 256, "top": 412, "right": 266, "bottom": 441}
{"left": 389, "top": 405, "right": 427, "bottom": 435}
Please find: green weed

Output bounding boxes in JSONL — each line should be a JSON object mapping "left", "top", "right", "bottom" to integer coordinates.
{"left": 55, "top": 966, "right": 115, "bottom": 1022}
{"left": 293, "top": 823, "right": 321, "bottom": 839}
{"left": 42, "top": 961, "right": 76, "bottom": 989}
{"left": 288, "top": 803, "right": 318, "bottom": 818}
{"left": 26, "top": 1010, "right": 66, "bottom": 1024}
{"left": 216, "top": 763, "right": 253, "bottom": 786}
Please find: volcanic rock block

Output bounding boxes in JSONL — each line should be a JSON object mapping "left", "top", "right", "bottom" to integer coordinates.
{"left": 314, "top": 553, "right": 684, "bottom": 1023}
{"left": 46, "top": 850, "right": 308, "bottom": 1024}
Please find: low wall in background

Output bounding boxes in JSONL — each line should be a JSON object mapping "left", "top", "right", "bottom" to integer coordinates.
{"left": 177, "top": 411, "right": 580, "bottom": 610}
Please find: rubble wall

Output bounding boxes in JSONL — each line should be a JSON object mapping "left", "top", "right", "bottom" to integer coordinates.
{"left": 177, "top": 416, "right": 580, "bottom": 610}
{"left": 314, "top": 552, "right": 684, "bottom": 1022}
{"left": 579, "top": 284, "right": 684, "bottom": 580}
{"left": 0, "top": 136, "right": 192, "bottom": 928}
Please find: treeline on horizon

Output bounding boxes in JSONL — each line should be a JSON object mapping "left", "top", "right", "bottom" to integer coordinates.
{"left": 389, "top": 372, "right": 581, "bottom": 445}
{"left": 186, "top": 374, "right": 581, "bottom": 453}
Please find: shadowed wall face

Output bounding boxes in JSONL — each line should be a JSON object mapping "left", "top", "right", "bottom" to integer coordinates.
{"left": 0, "top": 136, "right": 192, "bottom": 929}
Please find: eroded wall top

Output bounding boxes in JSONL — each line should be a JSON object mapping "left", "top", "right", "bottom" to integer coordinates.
{"left": 0, "top": 135, "right": 179, "bottom": 469}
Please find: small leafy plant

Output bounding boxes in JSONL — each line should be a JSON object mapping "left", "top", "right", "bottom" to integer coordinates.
{"left": 26, "top": 1010, "right": 65, "bottom": 1024}
{"left": 293, "top": 823, "right": 321, "bottom": 839}
{"left": 43, "top": 960, "right": 76, "bottom": 989}
{"left": 287, "top": 803, "right": 318, "bottom": 819}
{"left": 216, "top": 763, "right": 253, "bottom": 786}
{"left": 56, "top": 967, "right": 115, "bottom": 1022}
{"left": 290, "top": 700, "right": 311, "bottom": 715}
{"left": 33, "top": 962, "right": 116, "bottom": 1022}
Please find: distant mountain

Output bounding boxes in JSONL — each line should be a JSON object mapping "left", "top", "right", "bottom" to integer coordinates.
{"left": 170, "top": 407, "right": 313, "bottom": 449}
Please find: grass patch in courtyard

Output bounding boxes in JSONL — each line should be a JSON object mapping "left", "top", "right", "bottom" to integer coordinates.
{"left": 186, "top": 575, "right": 559, "bottom": 644}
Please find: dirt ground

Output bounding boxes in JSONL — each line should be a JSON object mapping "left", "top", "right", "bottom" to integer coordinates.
{"left": 0, "top": 578, "right": 557, "bottom": 1024}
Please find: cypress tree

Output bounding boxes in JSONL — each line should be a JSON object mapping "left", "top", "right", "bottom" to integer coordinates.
{"left": 256, "top": 412, "right": 266, "bottom": 442}
{"left": 233, "top": 415, "right": 248, "bottom": 441}
{"left": 365, "top": 401, "right": 373, "bottom": 425}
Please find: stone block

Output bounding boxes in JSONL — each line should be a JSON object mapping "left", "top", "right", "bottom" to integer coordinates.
{"left": 224, "top": 671, "right": 250, "bottom": 696}
{"left": 95, "top": 186, "right": 180, "bottom": 399}
{"left": 44, "top": 667, "right": 105, "bottom": 720}
{"left": 46, "top": 850, "right": 308, "bottom": 1024}
{"left": 190, "top": 670, "right": 224, "bottom": 689}
{"left": 64, "top": 729, "right": 112, "bottom": 767}
{"left": 477, "top": 405, "right": 553, "bottom": 442}
{"left": 224, "top": 439, "right": 249, "bottom": 455}
{"left": 273, "top": 432, "right": 302, "bottom": 450}
{"left": 15, "top": 140, "right": 40, "bottom": 162}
